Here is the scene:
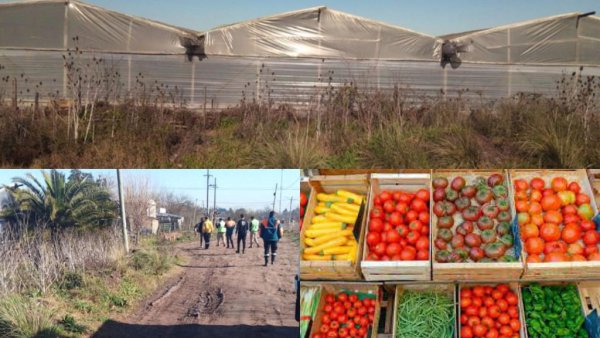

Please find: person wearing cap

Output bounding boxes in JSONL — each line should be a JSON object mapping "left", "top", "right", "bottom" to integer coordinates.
{"left": 259, "top": 211, "right": 283, "bottom": 266}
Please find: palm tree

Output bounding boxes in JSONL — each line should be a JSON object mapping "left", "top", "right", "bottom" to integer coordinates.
{"left": 2, "top": 170, "right": 116, "bottom": 230}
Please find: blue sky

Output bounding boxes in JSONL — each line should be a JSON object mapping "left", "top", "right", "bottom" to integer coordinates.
{"left": 0, "top": 0, "right": 595, "bottom": 36}
{"left": 0, "top": 169, "right": 300, "bottom": 211}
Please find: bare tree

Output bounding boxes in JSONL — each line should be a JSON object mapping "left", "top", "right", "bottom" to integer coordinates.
{"left": 122, "top": 174, "right": 157, "bottom": 246}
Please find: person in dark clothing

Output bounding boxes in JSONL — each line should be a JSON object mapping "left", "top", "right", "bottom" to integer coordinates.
{"left": 260, "top": 211, "right": 283, "bottom": 266}
{"left": 201, "top": 216, "right": 214, "bottom": 249}
{"left": 194, "top": 218, "right": 205, "bottom": 248}
{"left": 236, "top": 214, "right": 249, "bottom": 254}
{"left": 225, "top": 217, "right": 236, "bottom": 249}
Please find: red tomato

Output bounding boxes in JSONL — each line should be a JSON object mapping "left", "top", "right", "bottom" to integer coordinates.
{"left": 383, "top": 200, "right": 395, "bottom": 213}
{"left": 481, "top": 316, "right": 494, "bottom": 328}
{"left": 410, "top": 198, "right": 427, "bottom": 212}
{"left": 507, "top": 306, "right": 519, "bottom": 319}
{"left": 473, "top": 324, "right": 488, "bottom": 337}
{"left": 562, "top": 224, "right": 582, "bottom": 244}
{"left": 370, "top": 207, "right": 384, "bottom": 220}
{"left": 505, "top": 292, "right": 518, "bottom": 305}
{"left": 491, "top": 290, "right": 503, "bottom": 300}
{"left": 465, "top": 305, "right": 479, "bottom": 316}
{"left": 373, "top": 242, "right": 387, "bottom": 256}
{"left": 385, "top": 243, "right": 401, "bottom": 257}
{"left": 389, "top": 212, "right": 403, "bottom": 226}
{"left": 486, "top": 328, "right": 499, "bottom": 338}
{"left": 568, "top": 182, "right": 581, "bottom": 193}
{"left": 379, "top": 191, "right": 392, "bottom": 202}
{"left": 576, "top": 193, "right": 591, "bottom": 206}
{"left": 509, "top": 319, "right": 520, "bottom": 331}
{"left": 483, "top": 297, "right": 495, "bottom": 307}
{"left": 369, "top": 218, "right": 384, "bottom": 232}
{"left": 467, "top": 316, "right": 481, "bottom": 327}
{"left": 312, "top": 334, "right": 324, "bottom": 338}
{"left": 473, "top": 286, "right": 486, "bottom": 298}
{"left": 461, "top": 326, "right": 474, "bottom": 338}
{"left": 408, "top": 220, "right": 424, "bottom": 233}
{"left": 418, "top": 211, "right": 429, "bottom": 224}
{"left": 583, "top": 230, "right": 599, "bottom": 246}
{"left": 488, "top": 305, "right": 501, "bottom": 318}
{"left": 415, "top": 188, "right": 430, "bottom": 202}
{"left": 416, "top": 250, "right": 429, "bottom": 260}
{"left": 319, "top": 324, "right": 330, "bottom": 333}
{"left": 415, "top": 236, "right": 429, "bottom": 251}
{"left": 324, "top": 304, "right": 333, "bottom": 313}
{"left": 530, "top": 177, "right": 545, "bottom": 190}
{"left": 585, "top": 245, "right": 599, "bottom": 256}
{"left": 551, "top": 177, "right": 568, "bottom": 192}
{"left": 589, "top": 252, "right": 600, "bottom": 261}
{"left": 581, "top": 220, "right": 596, "bottom": 232}
{"left": 338, "top": 328, "right": 348, "bottom": 337}
{"left": 499, "top": 325, "right": 513, "bottom": 336}
{"left": 514, "top": 179, "right": 529, "bottom": 191}
{"left": 386, "top": 229, "right": 401, "bottom": 243}
{"left": 366, "top": 232, "right": 381, "bottom": 246}
{"left": 326, "top": 294, "right": 335, "bottom": 303}
{"left": 329, "top": 321, "right": 340, "bottom": 330}
{"left": 479, "top": 307, "right": 488, "bottom": 318}
{"left": 406, "top": 231, "right": 420, "bottom": 245}
{"left": 460, "top": 297, "right": 472, "bottom": 308}
{"left": 395, "top": 202, "right": 409, "bottom": 214}
{"left": 460, "top": 314, "right": 468, "bottom": 325}
{"left": 497, "top": 299, "right": 508, "bottom": 311}
{"left": 400, "top": 246, "right": 417, "bottom": 261}
{"left": 498, "top": 313, "right": 510, "bottom": 325}
{"left": 406, "top": 210, "right": 418, "bottom": 222}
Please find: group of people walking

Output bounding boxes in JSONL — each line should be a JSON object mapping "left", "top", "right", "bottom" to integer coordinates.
{"left": 194, "top": 211, "right": 283, "bottom": 266}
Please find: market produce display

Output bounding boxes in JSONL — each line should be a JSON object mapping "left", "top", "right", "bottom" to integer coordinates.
{"left": 432, "top": 173, "right": 518, "bottom": 263}
{"left": 311, "top": 291, "right": 377, "bottom": 338}
{"left": 302, "top": 190, "right": 365, "bottom": 262}
{"left": 365, "top": 189, "right": 430, "bottom": 261}
{"left": 459, "top": 284, "right": 522, "bottom": 338}
{"left": 395, "top": 289, "right": 454, "bottom": 338}
{"left": 301, "top": 191, "right": 308, "bottom": 229}
{"left": 513, "top": 176, "right": 600, "bottom": 262}
{"left": 521, "top": 283, "right": 588, "bottom": 338}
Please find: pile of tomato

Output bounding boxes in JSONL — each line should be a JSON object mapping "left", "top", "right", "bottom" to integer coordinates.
{"left": 300, "top": 192, "right": 308, "bottom": 230}
{"left": 460, "top": 284, "right": 521, "bottom": 338}
{"left": 311, "top": 292, "right": 376, "bottom": 338}
{"left": 514, "top": 176, "right": 600, "bottom": 262}
{"left": 365, "top": 189, "right": 430, "bottom": 261}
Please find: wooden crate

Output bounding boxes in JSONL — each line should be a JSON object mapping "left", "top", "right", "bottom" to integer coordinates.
{"left": 460, "top": 282, "right": 527, "bottom": 338}
{"left": 300, "top": 175, "right": 369, "bottom": 281}
{"left": 309, "top": 283, "right": 381, "bottom": 338}
{"left": 392, "top": 283, "right": 457, "bottom": 338}
{"left": 431, "top": 170, "right": 524, "bottom": 282}
{"left": 519, "top": 282, "right": 590, "bottom": 338}
{"left": 510, "top": 169, "right": 600, "bottom": 281}
{"left": 578, "top": 281, "right": 600, "bottom": 317}
{"left": 300, "top": 177, "right": 310, "bottom": 230}
{"left": 588, "top": 169, "right": 600, "bottom": 211}
{"left": 360, "top": 173, "right": 432, "bottom": 281}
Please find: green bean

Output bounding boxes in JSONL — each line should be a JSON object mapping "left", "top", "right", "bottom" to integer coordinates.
{"left": 395, "top": 290, "right": 455, "bottom": 338}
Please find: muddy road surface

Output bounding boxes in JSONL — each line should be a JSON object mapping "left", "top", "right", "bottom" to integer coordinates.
{"left": 91, "top": 236, "right": 298, "bottom": 338}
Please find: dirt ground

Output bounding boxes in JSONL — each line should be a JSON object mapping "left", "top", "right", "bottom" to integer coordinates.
{"left": 91, "top": 235, "right": 299, "bottom": 338}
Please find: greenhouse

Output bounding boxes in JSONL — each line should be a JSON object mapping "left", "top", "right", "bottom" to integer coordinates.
{"left": 0, "top": 0, "right": 599, "bottom": 108}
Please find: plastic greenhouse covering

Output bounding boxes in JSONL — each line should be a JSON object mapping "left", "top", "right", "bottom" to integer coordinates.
{"left": 0, "top": 1, "right": 599, "bottom": 108}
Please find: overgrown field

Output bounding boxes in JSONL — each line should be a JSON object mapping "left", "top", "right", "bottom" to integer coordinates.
{"left": 1, "top": 66, "right": 599, "bottom": 168}
{"left": 0, "top": 227, "right": 192, "bottom": 338}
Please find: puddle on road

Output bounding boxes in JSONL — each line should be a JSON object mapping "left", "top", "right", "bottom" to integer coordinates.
{"left": 185, "top": 287, "right": 224, "bottom": 318}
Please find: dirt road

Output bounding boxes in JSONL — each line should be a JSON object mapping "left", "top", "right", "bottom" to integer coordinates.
{"left": 92, "top": 236, "right": 298, "bottom": 338}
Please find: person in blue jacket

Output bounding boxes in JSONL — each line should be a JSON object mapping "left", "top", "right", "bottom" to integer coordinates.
{"left": 259, "top": 211, "right": 283, "bottom": 266}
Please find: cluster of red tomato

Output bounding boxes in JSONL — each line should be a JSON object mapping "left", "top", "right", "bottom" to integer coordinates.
{"left": 460, "top": 284, "right": 521, "bottom": 338}
{"left": 311, "top": 292, "right": 376, "bottom": 338}
{"left": 365, "top": 189, "right": 430, "bottom": 261}
{"left": 515, "top": 176, "right": 600, "bottom": 262}
{"left": 300, "top": 192, "right": 308, "bottom": 229}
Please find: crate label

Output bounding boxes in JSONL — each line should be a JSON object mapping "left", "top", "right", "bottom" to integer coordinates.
{"left": 585, "top": 309, "right": 600, "bottom": 338}
{"left": 511, "top": 216, "right": 522, "bottom": 260}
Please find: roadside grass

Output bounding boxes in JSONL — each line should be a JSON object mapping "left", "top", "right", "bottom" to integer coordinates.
{"left": 0, "top": 237, "right": 182, "bottom": 338}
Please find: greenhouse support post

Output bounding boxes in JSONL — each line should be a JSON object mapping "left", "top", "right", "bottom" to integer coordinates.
{"left": 117, "top": 169, "right": 130, "bottom": 253}
{"left": 62, "top": 2, "right": 69, "bottom": 97}
{"left": 190, "top": 60, "right": 196, "bottom": 106}
{"left": 507, "top": 27, "right": 512, "bottom": 97}
{"left": 375, "top": 26, "right": 382, "bottom": 90}
{"left": 127, "top": 19, "right": 133, "bottom": 94}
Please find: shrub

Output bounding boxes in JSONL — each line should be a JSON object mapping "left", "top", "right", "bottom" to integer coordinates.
{"left": 130, "top": 249, "right": 173, "bottom": 276}
{"left": 0, "top": 295, "right": 57, "bottom": 338}
{"left": 57, "top": 314, "right": 86, "bottom": 334}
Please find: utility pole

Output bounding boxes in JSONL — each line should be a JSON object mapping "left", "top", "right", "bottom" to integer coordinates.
{"left": 204, "top": 170, "right": 213, "bottom": 217}
{"left": 279, "top": 169, "right": 283, "bottom": 213}
{"left": 116, "top": 169, "right": 130, "bottom": 253}
{"left": 289, "top": 196, "right": 295, "bottom": 225}
{"left": 211, "top": 177, "right": 217, "bottom": 224}
{"left": 272, "top": 183, "right": 278, "bottom": 212}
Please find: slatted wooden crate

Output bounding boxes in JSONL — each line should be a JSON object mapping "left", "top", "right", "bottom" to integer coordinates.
{"left": 392, "top": 283, "right": 457, "bottom": 338}
{"left": 300, "top": 177, "right": 310, "bottom": 230}
{"left": 588, "top": 169, "right": 600, "bottom": 212}
{"left": 360, "top": 173, "right": 432, "bottom": 281}
{"left": 459, "top": 282, "right": 527, "bottom": 337}
{"left": 309, "top": 283, "right": 381, "bottom": 338}
{"left": 300, "top": 174, "right": 369, "bottom": 281}
{"left": 432, "top": 170, "right": 524, "bottom": 282}
{"left": 510, "top": 169, "right": 600, "bottom": 281}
